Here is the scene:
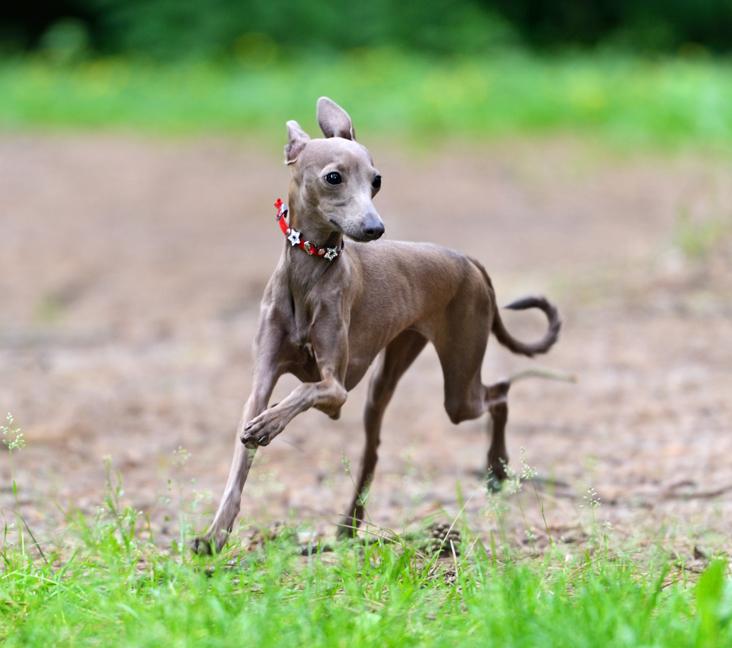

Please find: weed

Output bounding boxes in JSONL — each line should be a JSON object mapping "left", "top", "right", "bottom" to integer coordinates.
{"left": 673, "top": 207, "right": 731, "bottom": 262}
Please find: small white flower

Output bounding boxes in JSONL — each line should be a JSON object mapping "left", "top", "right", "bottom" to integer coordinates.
{"left": 1, "top": 412, "right": 25, "bottom": 452}
{"left": 324, "top": 247, "right": 339, "bottom": 261}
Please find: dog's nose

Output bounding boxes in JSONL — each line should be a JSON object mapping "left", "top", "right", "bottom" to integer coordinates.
{"left": 362, "top": 213, "right": 385, "bottom": 241}
{"left": 363, "top": 224, "right": 385, "bottom": 240}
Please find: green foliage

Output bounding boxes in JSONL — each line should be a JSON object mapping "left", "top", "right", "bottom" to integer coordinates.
{"left": 37, "top": 19, "right": 91, "bottom": 64}
{"left": 5, "top": 1, "right": 732, "bottom": 58}
{"left": 88, "top": 0, "right": 517, "bottom": 60}
{"left": 488, "top": 0, "right": 732, "bottom": 52}
{"left": 1, "top": 53, "right": 731, "bottom": 150}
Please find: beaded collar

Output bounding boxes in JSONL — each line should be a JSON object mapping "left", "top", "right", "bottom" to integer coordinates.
{"left": 274, "top": 199, "right": 342, "bottom": 261}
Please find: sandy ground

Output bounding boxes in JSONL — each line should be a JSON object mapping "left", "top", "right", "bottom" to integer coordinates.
{"left": 1, "top": 133, "right": 730, "bottom": 558}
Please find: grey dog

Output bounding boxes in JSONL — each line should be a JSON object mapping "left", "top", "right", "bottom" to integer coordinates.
{"left": 193, "top": 97, "right": 561, "bottom": 554}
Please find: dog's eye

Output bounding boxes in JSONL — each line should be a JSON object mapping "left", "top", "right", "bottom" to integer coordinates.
{"left": 372, "top": 175, "right": 382, "bottom": 190}
{"left": 325, "top": 172, "right": 342, "bottom": 185}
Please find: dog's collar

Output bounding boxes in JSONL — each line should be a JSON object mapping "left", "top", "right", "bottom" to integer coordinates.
{"left": 274, "top": 199, "right": 342, "bottom": 261}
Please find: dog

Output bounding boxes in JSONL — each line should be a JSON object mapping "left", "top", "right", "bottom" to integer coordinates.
{"left": 192, "top": 97, "right": 561, "bottom": 554}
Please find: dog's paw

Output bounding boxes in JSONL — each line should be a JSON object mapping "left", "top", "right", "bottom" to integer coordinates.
{"left": 191, "top": 529, "right": 228, "bottom": 555}
{"left": 240, "top": 411, "right": 285, "bottom": 448}
{"left": 485, "top": 474, "right": 503, "bottom": 493}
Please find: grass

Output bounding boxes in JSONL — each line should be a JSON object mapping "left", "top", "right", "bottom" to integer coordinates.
{"left": 1, "top": 457, "right": 731, "bottom": 647}
{"left": 2, "top": 513, "right": 731, "bottom": 647}
{"left": 1, "top": 51, "right": 732, "bottom": 150}
{"left": 1, "top": 426, "right": 731, "bottom": 646}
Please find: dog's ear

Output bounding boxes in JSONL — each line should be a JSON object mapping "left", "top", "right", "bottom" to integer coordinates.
{"left": 285, "top": 120, "right": 310, "bottom": 165}
{"left": 317, "top": 97, "right": 356, "bottom": 140}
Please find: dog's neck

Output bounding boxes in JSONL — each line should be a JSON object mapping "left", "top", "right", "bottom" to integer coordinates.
{"left": 283, "top": 193, "right": 344, "bottom": 297}
{"left": 286, "top": 192, "right": 343, "bottom": 248}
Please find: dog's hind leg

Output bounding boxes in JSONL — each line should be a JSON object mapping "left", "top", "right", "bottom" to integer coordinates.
{"left": 338, "top": 330, "right": 427, "bottom": 538}
{"left": 484, "top": 380, "right": 511, "bottom": 491}
{"left": 483, "top": 370, "right": 575, "bottom": 491}
{"left": 431, "top": 274, "right": 516, "bottom": 488}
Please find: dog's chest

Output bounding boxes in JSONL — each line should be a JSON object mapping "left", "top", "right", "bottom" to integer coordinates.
{"left": 290, "top": 301, "right": 310, "bottom": 348}
{"left": 285, "top": 300, "right": 318, "bottom": 371}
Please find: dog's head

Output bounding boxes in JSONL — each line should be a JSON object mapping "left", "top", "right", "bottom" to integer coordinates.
{"left": 284, "top": 97, "right": 384, "bottom": 242}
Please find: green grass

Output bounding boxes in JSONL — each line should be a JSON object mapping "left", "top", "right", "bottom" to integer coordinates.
{"left": 1, "top": 505, "right": 731, "bottom": 647}
{"left": 1, "top": 437, "right": 731, "bottom": 645}
{"left": 1, "top": 51, "right": 732, "bottom": 149}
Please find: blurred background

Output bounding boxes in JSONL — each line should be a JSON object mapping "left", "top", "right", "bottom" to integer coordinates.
{"left": 2, "top": 0, "right": 732, "bottom": 143}
{"left": 1, "top": 1, "right": 730, "bottom": 553}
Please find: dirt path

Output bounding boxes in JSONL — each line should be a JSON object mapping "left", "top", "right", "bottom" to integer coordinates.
{"left": 1, "top": 134, "right": 730, "bottom": 557}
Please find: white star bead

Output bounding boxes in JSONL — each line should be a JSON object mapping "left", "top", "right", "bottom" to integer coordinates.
{"left": 287, "top": 228, "right": 301, "bottom": 246}
{"left": 324, "top": 247, "right": 339, "bottom": 261}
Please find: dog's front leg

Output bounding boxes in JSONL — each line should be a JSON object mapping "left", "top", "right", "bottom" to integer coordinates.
{"left": 241, "top": 308, "right": 349, "bottom": 448}
{"left": 240, "top": 372, "right": 347, "bottom": 447}
{"left": 192, "top": 329, "right": 284, "bottom": 555}
{"left": 191, "top": 397, "right": 267, "bottom": 555}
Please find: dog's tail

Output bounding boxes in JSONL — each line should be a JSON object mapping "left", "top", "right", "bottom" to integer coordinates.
{"left": 492, "top": 295, "right": 561, "bottom": 357}
{"left": 469, "top": 257, "right": 561, "bottom": 358}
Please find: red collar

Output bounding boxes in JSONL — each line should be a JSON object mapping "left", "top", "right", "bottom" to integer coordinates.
{"left": 274, "top": 199, "right": 342, "bottom": 261}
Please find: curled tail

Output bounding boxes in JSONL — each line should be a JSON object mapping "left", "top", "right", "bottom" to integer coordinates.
{"left": 468, "top": 257, "right": 561, "bottom": 358}
{"left": 492, "top": 295, "right": 561, "bottom": 357}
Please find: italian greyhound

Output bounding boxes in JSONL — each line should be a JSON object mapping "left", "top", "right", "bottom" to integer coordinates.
{"left": 192, "top": 97, "right": 561, "bottom": 554}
